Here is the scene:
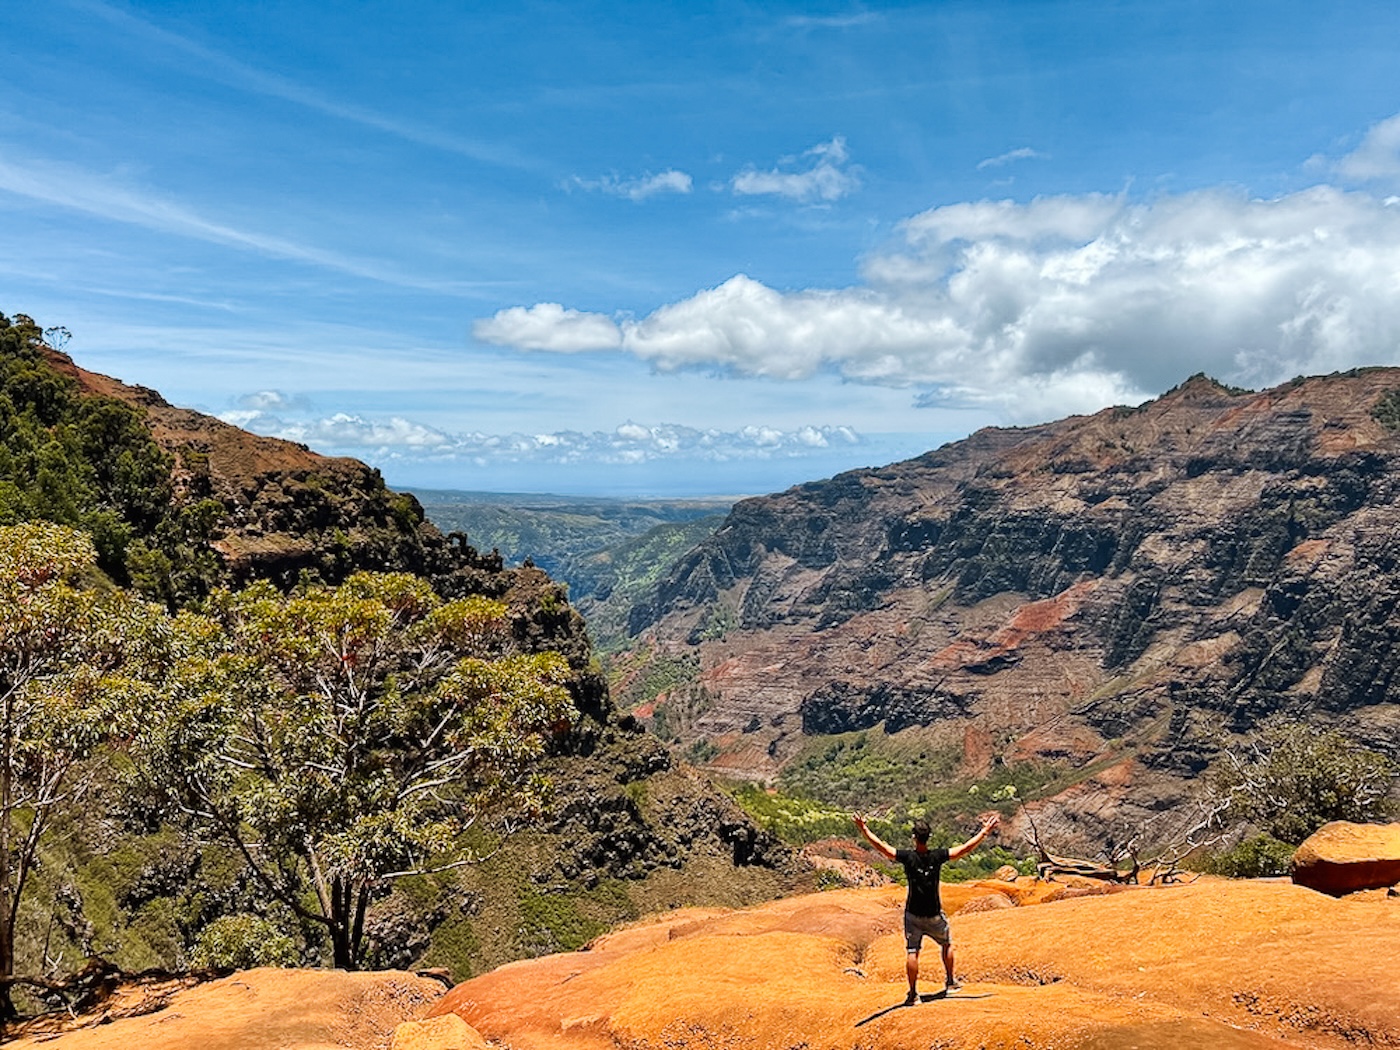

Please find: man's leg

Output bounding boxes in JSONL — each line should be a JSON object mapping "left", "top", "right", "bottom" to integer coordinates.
{"left": 942, "top": 941, "right": 958, "bottom": 989}
{"left": 905, "top": 950, "right": 920, "bottom": 1002}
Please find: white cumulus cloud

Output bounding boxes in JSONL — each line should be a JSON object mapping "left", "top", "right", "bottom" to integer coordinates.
{"left": 1338, "top": 112, "right": 1400, "bottom": 181}
{"left": 731, "top": 137, "right": 860, "bottom": 203}
{"left": 475, "top": 184, "right": 1400, "bottom": 422}
{"left": 472, "top": 302, "right": 622, "bottom": 352}
{"left": 220, "top": 406, "right": 451, "bottom": 449}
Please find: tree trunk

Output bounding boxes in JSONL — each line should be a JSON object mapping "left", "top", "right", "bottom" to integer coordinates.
{"left": 327, "top": 877, "right": 364, "bottom": 970}
{"left": 2, "top": 689, "right": 16, "bottom": 1021}
{"left": 0, "top": 919, "right": 15, "bottom": 1022}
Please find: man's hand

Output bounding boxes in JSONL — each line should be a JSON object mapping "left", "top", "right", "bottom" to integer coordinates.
{"left": 852, "top": 813, "right": 896, "bottom": 860}
{"left": 949, "top": 812, "right": 1001, "bottom": 861}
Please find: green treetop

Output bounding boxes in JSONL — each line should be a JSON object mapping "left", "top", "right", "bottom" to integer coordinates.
{"left": 137, "top": 571, "right": 575, "bottom": 970}
{"left": 0, "top": 522, "right": 167, "bottom": 1018}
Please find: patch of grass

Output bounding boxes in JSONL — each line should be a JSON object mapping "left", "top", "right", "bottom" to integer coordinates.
{"left": 610, "top": 646, "right": 700, "bottom": 712}
{"left": 729, "top": 785, "right": 858, "bottom": 845}
{"left": 419, "top": 915, "right": 481, "bottom": 978}
{"left": 517, "top": 889, "right": 608, "bottom": 954}
{"left": 1372, "top": 389, "right": 1400, "bottom": 431}
{"left": 779, "top": 729, "right": 962, "bottom": 810}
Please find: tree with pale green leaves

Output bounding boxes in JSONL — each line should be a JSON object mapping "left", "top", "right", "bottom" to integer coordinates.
{"left": 137, "top": 571, "right": 574, "bottom": 970}
{"left": 1209, "top": 721, "right": 1397, "bottom": 845}
{"left": 0, "top": 522, "right": 166, "bottom": 1019}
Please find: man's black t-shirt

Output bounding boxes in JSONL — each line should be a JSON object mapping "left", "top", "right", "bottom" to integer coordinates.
{"left": 895, "top": 846, "right": 950, "bottom": 917}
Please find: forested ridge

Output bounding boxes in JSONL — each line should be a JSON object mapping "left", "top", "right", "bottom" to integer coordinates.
{"left": 0, "top": 313, "right": 798, "bottom": 1022}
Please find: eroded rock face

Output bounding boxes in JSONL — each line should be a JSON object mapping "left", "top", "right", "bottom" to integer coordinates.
{"left": 620, "top": 371, "right": 1400, "bottom": 843}
{"left": 1292, "top": 821, "right": 1400, "bottom": 896}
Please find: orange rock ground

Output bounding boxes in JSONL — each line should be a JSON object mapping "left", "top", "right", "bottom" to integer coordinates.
{"left": 4, "top": 968, "right": 445, "bottom": 1050}
{"left": 432, "top": 879, "right": 1400, "bottom": 1050}
{"left": 8, "top": 879, "right": 1396, "bottom": 1050}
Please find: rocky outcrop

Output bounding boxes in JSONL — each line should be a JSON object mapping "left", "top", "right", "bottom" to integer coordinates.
{"left": 4, "top": 968, "right": 446, "bottom": 1049}
{"left": 47, "top": 344, "right": 469, "bottom": 590}
{"left": 1291, "top": 821, "right": 1400, "bottom": 895}
{"left": 620, "top": 371, "right": 1400, "bottom": 842}
{"left": 431, "top": 880, "right": 1400, "bottom": 1050}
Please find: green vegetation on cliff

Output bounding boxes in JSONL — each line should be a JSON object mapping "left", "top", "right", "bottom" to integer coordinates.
{"left": 0, "top": 314, "right": 221, "bottom": 603}
{"left": 0, "top": 313, "right": 799, "bottom": 1017}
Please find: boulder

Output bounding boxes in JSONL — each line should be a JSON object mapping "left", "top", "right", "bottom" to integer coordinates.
{"left": 390, "top": 1013, "right": 488, "bottom": 1050}
{"left": 956, "top": 893, "right": 1016, "bottom": 914}
{"left": 1291, "top": 821, "right": 1400, "bottom": 896}
{"left": 992, "top": 864, "right": 1021, "bottom": 882}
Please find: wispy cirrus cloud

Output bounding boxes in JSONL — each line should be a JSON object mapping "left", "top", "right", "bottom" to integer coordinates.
{"left": 977, "top": 147, "right": 1048, "bottom": 170}
{"left": 730, "top": 137, "right": 860, "bottom": 203}
{"left": 0, "top": 151, "right": 473, "bottom": 292}
{"left": 569, "top": 169, "right": 693, "bottom": 201}
{"left": 475, "top": 185, "right": 1400, "bottom": 423}
{"left": 68, "top": 0, "right": 535, "bottom": 171}
{"left": 783, "top": 12, "right": 882, "bottom": 29}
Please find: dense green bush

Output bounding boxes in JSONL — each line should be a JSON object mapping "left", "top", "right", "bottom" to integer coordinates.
{"left": 191, "top": 915, "right": 299, "bottom": 969}
{"left": 0, "top": 312, "right": 222, "bottom": 604}
{"left": 1200, "top": 834, "right": 1297, "bottom": 878}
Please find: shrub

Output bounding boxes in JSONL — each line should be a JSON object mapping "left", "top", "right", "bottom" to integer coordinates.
{"left": 1208, "top": 723, "right": 1397, "bottom": 845}
{"left": 1200, "top": 834, "right": 1297, "bottom": 878}
{"left": 191, "top": 915, "right": 298, "bottom": 969}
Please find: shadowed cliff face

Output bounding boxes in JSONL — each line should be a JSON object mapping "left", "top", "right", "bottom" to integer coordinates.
{"left": 622, "top": 371, "right": 1400, "bottom": 844}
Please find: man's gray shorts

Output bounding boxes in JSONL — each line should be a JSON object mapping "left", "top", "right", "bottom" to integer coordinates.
{"left": 903, "top": 911, "right": 950, "bottom": 952}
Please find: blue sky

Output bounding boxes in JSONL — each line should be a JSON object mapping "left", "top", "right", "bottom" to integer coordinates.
{"left": 5, "top": 1, "right": 1400, "bottom": 496}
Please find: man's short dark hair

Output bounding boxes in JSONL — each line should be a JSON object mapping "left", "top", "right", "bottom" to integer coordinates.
{"left": 912, "top": 819, "right": 931, "bottom": 844}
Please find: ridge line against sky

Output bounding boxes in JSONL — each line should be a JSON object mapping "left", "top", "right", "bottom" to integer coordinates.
{"left": 4, "top": 1, "right": 1400, "bottom": 496}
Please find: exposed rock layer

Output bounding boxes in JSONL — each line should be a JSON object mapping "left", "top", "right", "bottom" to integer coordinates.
{"left": 624, "top": 372, "right": 1400, "bottom": 842}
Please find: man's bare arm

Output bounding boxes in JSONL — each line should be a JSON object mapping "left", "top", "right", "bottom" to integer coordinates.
{"left": 852, "top": 813, "right": 897, "bottom": 860}
{"left": 947, "top": 814, "right": 1000, "bottom": 860}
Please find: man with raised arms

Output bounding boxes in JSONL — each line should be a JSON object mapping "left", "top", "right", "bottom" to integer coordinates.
{"left": 853, "top": 812, "right": 1001, "bottom": 1004}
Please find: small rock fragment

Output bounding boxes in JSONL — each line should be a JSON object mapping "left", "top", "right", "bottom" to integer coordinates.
{"left": 390, "top": 1013, "right": 488, "bottom": 1050}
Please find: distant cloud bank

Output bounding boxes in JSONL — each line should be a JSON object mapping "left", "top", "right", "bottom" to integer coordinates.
{"left": 221, "top": 403, "right": 861, "bottom": 466}
{"left": 476, "top": 184, "right": 1400, "bottom": 423}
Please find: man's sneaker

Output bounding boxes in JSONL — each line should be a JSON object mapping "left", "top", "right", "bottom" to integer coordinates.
{"left": 945, "top": 979, "right": 963, "bottom": 993}
{"left": 903, "top": 989, "right": 919, "bottom": 1005}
